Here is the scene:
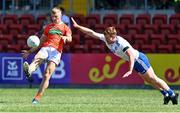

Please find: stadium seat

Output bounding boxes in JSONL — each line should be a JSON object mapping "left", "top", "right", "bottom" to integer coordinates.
{"left": 144, "top": 24, "right": 158, "bottom": 35}
{"left": 73, "top": 44, "right": 88, "bottom": 53}
{"left": 136, "top": 14, "right": 151, "bottom": 26}
{"left": 89, "top": 44, "right": 105, "bottom": 53}
{"left": 2, "top": 14, "right": 18, "bottom": 25}
{"left": 152, "top": 14, "right": 167, "bottom": 26}
{"left": 0, "top": 45, "right": 3, "bottom": 52}
{"left": 141, "top": 44, "right": 156, "bottom": 53}
{"left": 8, "top": 24, "right": 23, "bottom": 37}
{"left": 0, "top": 24, "right": 7, "bottom": 34}
{"left": 160, "top": 24, "right": 174, "bottom": 35}
{"left": 133, "top": 34, "right": 149, "bottom": 45}
{"left": 127, "top": 24, "right": 142, "bottom": 35}
{"left": 26, "top": 24, "right": 41, "bottom": 35}
{"left": 121, "top": 34, "right": 133, "bottom": 44}
{"left": 19, "top": 14, "right": 34, "bottom": 27}
{"left": 71, "top": 14, "right": 85, "bottom": 25}
{"left": 16, "top": 34, "right": 28, "bottom": 48}
{"left": 150, "top": 34, "right": 165, "bottom": 45}
{"left": 119, "top": 14, "right": 134, "bottom": 26}
{"left": 63, "top": 44, "right": 71, "bottom": 53}
{"left": 70, "top": 34, "right": 81, "bottom": 46}
{"left": 157, "top": 45, "right": 173, "bottom": 53}
{"left": 6, "top": 45, "right": 21, "bottom": 53}
{"left": 132, "top": 44, "right": 140, "bottom": 50}
{"left": 169, "top": 14, "right": 180, "bottom": 26}
{"left": 0, "top": 35, "right": 12, "bottom": 47}
{"left": 174, "top": 45, "right": 180, "bottom": 53}
{"left": 95, "top": 24, "right": 107, "bottom": 33}
{"left": 103, "top": 14, "right": 118, "bottom": 25}
{"left": 167, "top": 34, "right": 180, "bottom": 45}
{"left": 113, "top": 25, "right": 126, "bottom": 35}
{"left": 84, "top": 35, "right": 96, "bottom": 45}
{"left": 36, "top": 15, "right": 46, "bottom": 25}
{"left": 85, "top": 14, "right": 100, "bottom": 27}
{"left": 177, "top": 25, "right": 180, "bottom": 34}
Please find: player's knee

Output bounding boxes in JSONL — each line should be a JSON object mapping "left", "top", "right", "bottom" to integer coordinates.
{"left": 44, "top": 70, "right": 51, "bottom": 80}
{"left": 149, "top": 77, "right": 158, "bottom": 84}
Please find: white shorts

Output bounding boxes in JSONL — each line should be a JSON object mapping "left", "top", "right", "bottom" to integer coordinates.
{"left": 34, "top": 46, "right": 62, "bottom": 65}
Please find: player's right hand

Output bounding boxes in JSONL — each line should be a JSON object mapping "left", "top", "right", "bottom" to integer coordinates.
{"left": 21, "top": 50, "right": 30, "bottom": 59}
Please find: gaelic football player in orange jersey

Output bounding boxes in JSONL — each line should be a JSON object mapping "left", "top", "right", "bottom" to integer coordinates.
{"left": 22, "top": 7, "right": 72, "bottom": 104}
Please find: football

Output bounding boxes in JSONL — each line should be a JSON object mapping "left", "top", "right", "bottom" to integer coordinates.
{"left": 27, "top": 35, "right": 40, "bottom": 48}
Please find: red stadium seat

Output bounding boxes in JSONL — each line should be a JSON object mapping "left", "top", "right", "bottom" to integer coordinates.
{"left": 0, "top": 45, "right": 3, "bottom": 52}
{"left": 103, "top": 14, "right": 118, "bottom": 25}
{"left": 132, "top": 44, "right": 140, "bottom": 50}
{"left": 157, "top": 45, "right": 173, "bottom": 53}
{"left": 19, "top": 14, "right": 34, "bottom": 27}
{"left": 119, "top": 14, "right": 134, "bottom": 26}
{"left": 150, "top": 34, "right": 165, "bottom": 45}
{"left": 177, "top": 25, "right": 180, "bottom": 34}
{"left": 37, "top": 15, "right": 46, "bottom": 25}
{"left": 2, "top": 14, "right": 18, "bottom": 25}
{"left": 0, "top": 34, "right": 12, "bottom": 47}
{"left": 136, "top": 14, "right": 151, "bottom": 26}
{"left": 169, "top": 14, "right": 180, "bottom": 26}
{"left": 16, "top": 34, "right": 28, "bottom": 48}
{"left": 89, "top": 44, "right": 105, "bottom": 53}
{"left": 8, "top": 24, "right": 23, "bottom": 37}
{"left": 174, "top": 45, "right": 180, "bottom": 53}
{"left": 26, "top": 24, "right": 40, "bottom": 35}
{"left": 134, "top": 34, "right": 149, "bottom": 45}
{"left": 63, "top": 44, "right": 71, "bottom": 53}
{"left": 95, "top": 24, "right": 107, "bottom": 33}
{"left": 121, "top": 34, "right": 133, "bottom": 44}
{"left": 113, "top": 25, "right": 126, "bottom": 35}
{"left": 144, "top": 24, "right": 158, "bottom": 35}
{"left": 0, "top": 24, "right": 7, "bottom": 34}
{"left": 160, "top": 24, "right": 174, "bottom": 35}
{"left": 152, "top": 14, "right": 167, "bottom": 26}
{"left": 6, "top": 45, "right": 21, "bottom": 53}
{"left": 73, "top": 44, "right": 88, "bottom": 53}
{"left": 141, "top": 44, "right": 156, "bottom": 53}
{"left": 167, "top": 34, "right": 180, "bottom": 45}
{"left": 70, "top": 34, "right": 81, "bottom": 46}
{"left": 127, "top": 24, "right": 142, "bottom": 35}
{"left": 85, "top": 14, "right": 100, "bottom": 27}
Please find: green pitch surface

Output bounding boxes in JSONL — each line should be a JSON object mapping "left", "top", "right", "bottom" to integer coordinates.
{"left": 0, "top": 88, "right": 179, "bottom": 112}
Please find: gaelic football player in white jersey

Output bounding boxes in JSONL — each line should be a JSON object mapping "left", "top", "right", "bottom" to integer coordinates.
{"left": 71, "top": 17, "right": 178, "bottom": 105}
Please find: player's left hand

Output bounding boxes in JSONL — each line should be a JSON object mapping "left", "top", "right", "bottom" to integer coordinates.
{"left": 122, "top": 71, "right": 132, "bottom": 78}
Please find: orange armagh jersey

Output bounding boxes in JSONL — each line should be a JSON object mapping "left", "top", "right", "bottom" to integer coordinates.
{"left": 42, "top": 22, "right": 71, "bottom": 52}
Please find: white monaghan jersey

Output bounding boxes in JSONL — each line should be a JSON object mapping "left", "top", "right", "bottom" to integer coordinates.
{"left": 96, "top": 33, "right": 139, "bottom": 61}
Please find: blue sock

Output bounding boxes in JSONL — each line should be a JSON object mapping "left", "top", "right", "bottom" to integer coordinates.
{"left": 160, "top": 90, "right": 169, "bottom": 97}
{"left": 166, "top": 89, "right": 175, "bottom": 97}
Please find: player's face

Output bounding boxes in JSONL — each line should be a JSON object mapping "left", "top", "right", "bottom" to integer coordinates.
{"left": 105, "top": 34, "right": 117, "bottom": 44}
{"left": 51, "top": 9, "right": 62, "bottom": 23}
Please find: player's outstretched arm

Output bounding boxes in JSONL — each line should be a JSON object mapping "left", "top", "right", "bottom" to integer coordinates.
{"left": 71, "top": 17, "right": 100, "bottom": 39}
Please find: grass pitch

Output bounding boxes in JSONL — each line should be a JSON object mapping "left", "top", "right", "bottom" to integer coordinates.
{"left": 0, "top": 88, "right": 179, "bottom": 112}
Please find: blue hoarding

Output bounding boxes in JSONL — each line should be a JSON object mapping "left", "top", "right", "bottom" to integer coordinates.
{"left": 0, "top": 53, "right": 71, "bottom": 84}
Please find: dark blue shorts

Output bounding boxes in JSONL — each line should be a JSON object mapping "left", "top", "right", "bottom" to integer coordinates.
{"left": 134, "top": 52, "right": 151, "bottom": 74}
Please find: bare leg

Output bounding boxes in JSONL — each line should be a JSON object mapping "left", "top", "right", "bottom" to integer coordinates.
{"left": 28, "top": 58, "right": 44, "bottom": 74}
{"left": 139, "top": 67, "right": 170, "bottom": 90}
{"left": 34, "top": 61, "right": 57, "bottom": 101}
